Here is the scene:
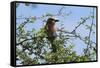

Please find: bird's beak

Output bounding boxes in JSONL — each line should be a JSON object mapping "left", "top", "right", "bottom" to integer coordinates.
{"left": 55, "top": 20, "right": 59, "bottom": 22}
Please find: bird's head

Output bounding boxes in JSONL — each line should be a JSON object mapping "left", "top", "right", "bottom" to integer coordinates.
{"left": 47, "top": 17, "right": 59, "bottom": 25}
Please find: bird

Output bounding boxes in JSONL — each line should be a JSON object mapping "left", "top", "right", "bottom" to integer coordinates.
{"left": 45, "top": 17, "right": 59, "bottom": 52}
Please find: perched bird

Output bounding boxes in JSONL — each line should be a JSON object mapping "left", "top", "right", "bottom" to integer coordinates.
{"left": 45, "top": 17, "right": 59, "bottom": 52}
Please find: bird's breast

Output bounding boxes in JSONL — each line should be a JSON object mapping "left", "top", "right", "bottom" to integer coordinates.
{"left": 48, "top": 25, "right": 56, "bottom": 33}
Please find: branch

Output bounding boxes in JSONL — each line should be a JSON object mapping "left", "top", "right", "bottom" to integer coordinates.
{"left": 16, "top": 36, "right": 48, "bottom": 45}
{"left": 16, "top": 38, "right": 34, "bottom": 45}
{"left": 85, "top": 8, "right": 95, "bottom": 57}
{"left": 16, "top": 7, "right": 70, "bottom": 20}
{"left": 57, "top": 29, "right": 84, "bottom": 41}
{"left": 57, "top": 7, "right": 65, "bottom": 15}
{"left": 88, "top": 8, "right": 95, "bottom": 47}
{"left": 71, "top": 17, "right": 90, "bottom": 33}
{"left": 16, "top": 18, "right": 30, "bottom": 30}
